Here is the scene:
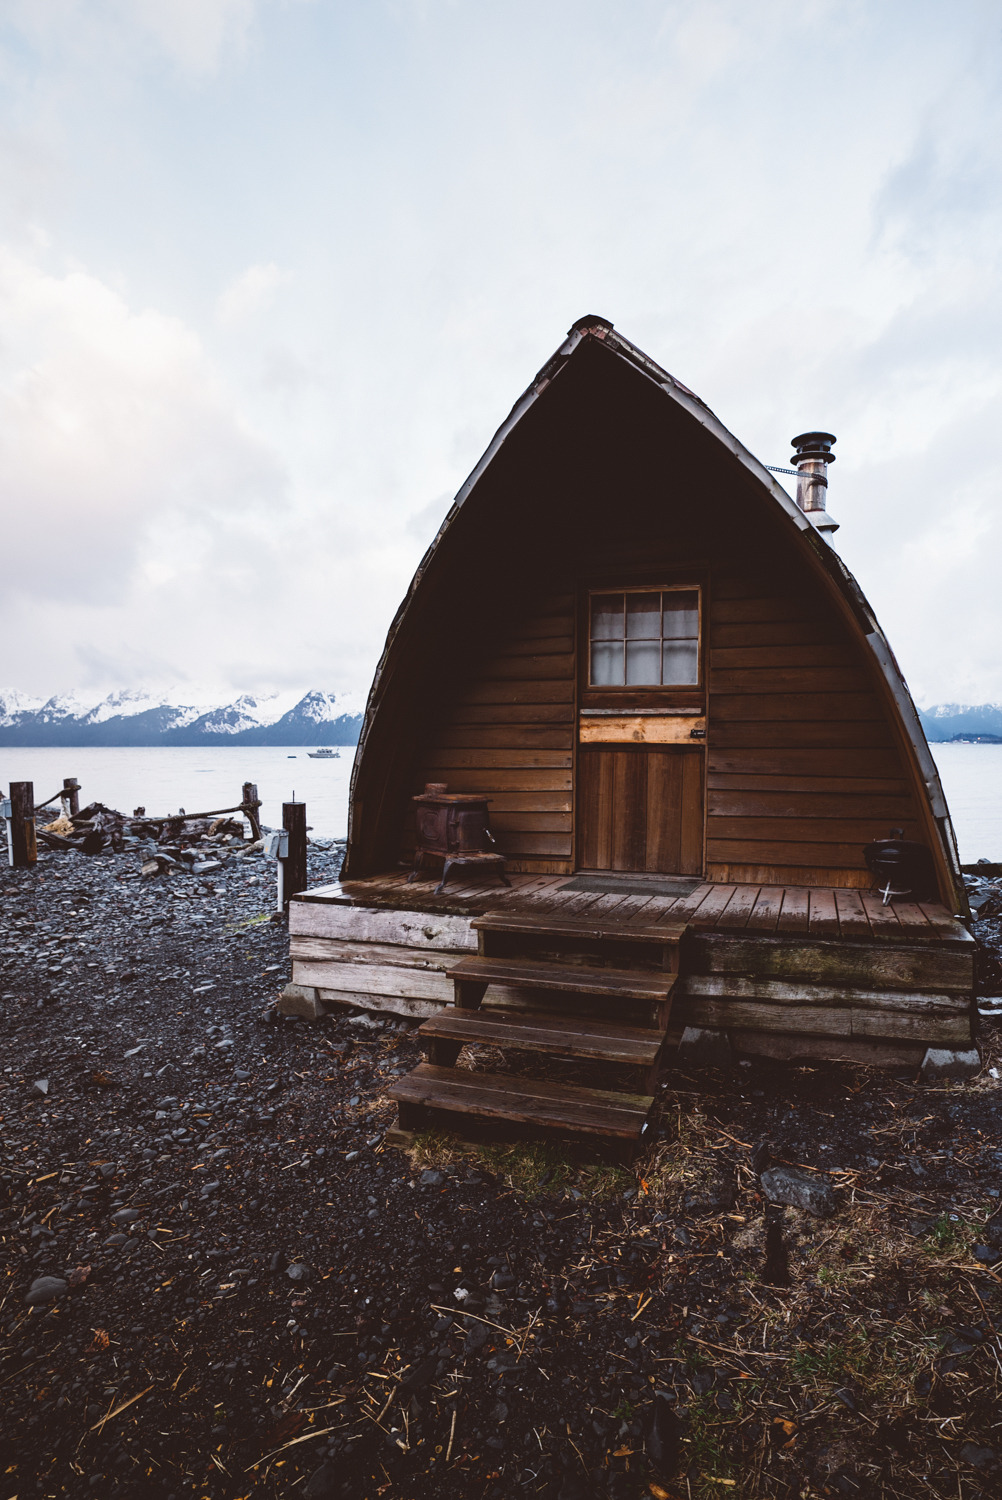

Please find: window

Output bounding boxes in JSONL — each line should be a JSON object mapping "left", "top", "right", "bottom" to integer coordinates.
{"left": 589, "top": 588, "right": 699, "bottom": 687}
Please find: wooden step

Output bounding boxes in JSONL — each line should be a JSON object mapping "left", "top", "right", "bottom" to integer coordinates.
{"left": 418, "top": 1005, "right": 665, "bottom": 1077}
{"left": 389, "top": 1062, "right": 653, "bottom": 1155}
{"left": 447, "top": 955, "right": 676, "bottom": 1004}
{"left": 472, "top": 910, "right": 688, "bottom": 945}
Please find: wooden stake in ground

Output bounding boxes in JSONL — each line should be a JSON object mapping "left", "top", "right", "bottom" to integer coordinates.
{"left": 62, "top": 777, "right": 80, "bottom": 817}
{"left": 282, "top": 800, "right": 308, "bottom": 907}
{"left": 9, "top": 782, "right": 36, "bottom": 867}
{"left": 242, "top": 782, "right": 262, "bottom": 840}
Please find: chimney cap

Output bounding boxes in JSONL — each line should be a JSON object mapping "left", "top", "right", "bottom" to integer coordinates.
{"left": 791, "top": 431, "right": 836, "bottom": 464}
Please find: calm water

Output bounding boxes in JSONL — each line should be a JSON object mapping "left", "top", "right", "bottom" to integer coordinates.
{"left": 0, "top": 745, "right": 356, "bottom": 840}
{"left": 1, "top": 741, "right": 1000, "bottom": 860}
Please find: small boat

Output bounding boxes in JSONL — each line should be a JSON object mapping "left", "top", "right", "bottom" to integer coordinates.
{"left": 308, "top": 747, "right": 340, "bottom": 759}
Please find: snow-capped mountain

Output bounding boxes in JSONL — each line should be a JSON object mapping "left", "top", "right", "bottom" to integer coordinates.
{"left": 0, "top": 690, "right": 363, "bottom": 746}
{"left": 919, "top": 704, "right": 1002, "bottom": 742}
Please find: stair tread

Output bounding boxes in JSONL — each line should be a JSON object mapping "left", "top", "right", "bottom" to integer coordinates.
{"left": 389, "top": 1063, "right": 652, "bottom": 1139}
{"left": 472, "top": 911, "right": 687, "bottom": 944}
{"left": 448, "top": 954, "right": 675, "bottom": 1001}
{"left": 419, "top": 1005, "right": 664, "bottom": 1063}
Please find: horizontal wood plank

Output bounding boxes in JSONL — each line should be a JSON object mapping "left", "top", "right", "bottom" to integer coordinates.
{"left": 451, "top": 703, "right": 576, "bottom": 724}
{"left": 707, "top": 771, "right": 910, "bottom": 795}
{"left": 421, "top": 748, "right": 573, "bottom": 769}
{"left": 707, "top": 816, "right": 921, "bottom": 844}
{"left": 710, "top": 692, "right": 884, "bottom": 722}
{"left": 418, "top": 1007, "right": 664, "bottom": 1064}
{"left": 292, "top": 958, "right": 453, "bottom": 1002}
{"left": 706, "top": 863, "right": 877, "bottom": 889}
{"left": 433, "top": 726, "right": 575, "bottom": 749}
{"left": 709, "top": 643, "right": 857, "bottom": 668}
{"left": 710, "top": 724, "right": 896, "bottom": 751}
{"left": 710, "top": 667, "right": 870, "bottom": 695}
{"left": 479, "top": 652, "right": 576, "bottom": 681}
{"left": 461, "top": 680, "right": 576, "bottom": 706}
{"left": 675, "top": 996, "right": 970, "bottom": 1045}
{"left": 707, "top": 790, "right": 917, "bottom": 821}
{"left": 707, "top": 839, "right": 873, "bottom": 868}
{"left": 417, "top": 767, "right": 572, "bottom": 791}
{"left": 682, "top": 974, "right": 970, "bottom": 1014}
{"left": 685, "top": 933, "right": 974, "bottom": 992}
{"left": 711, "top": 598, "right": 822, "bottom": 624}
{"left": 289, "top": 902, "right": 476, "bottom": 949}
{"left": 709, "top": 621, "right": 849, "bottom": 649}
{"left": 390, "top": 1063, "right": 652, "bottom": 1140}
{"left": 448, "top": 955, "right": 674, "bottom": 1001}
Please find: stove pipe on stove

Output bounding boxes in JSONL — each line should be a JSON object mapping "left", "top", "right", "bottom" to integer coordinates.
{"left": 791, "top": 431, "right": 839, "bottom": 534}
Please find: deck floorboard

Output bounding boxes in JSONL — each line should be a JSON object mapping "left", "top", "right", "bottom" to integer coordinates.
{"left": 296, "top": 871, "right": 970, "bottom": 946}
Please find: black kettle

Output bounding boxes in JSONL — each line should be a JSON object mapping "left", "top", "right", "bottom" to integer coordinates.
{"left": 863, "top": 829, "right": 937, "bottom": 902}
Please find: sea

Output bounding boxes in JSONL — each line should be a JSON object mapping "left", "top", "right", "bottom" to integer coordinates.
{"left": 0, "top": 745, "right": 356, "bottom": 843}
{"left": 1, "top": 741, "right": 1001, "bottom": 862}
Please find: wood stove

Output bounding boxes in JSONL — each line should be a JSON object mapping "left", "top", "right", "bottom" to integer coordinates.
{"left": 408, "top": 783, "right": 510, "bottom": 895}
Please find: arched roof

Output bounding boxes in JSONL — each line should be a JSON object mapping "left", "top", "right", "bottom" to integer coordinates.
{"left": 343, "top": 317, "right": 963, "bottom": 910}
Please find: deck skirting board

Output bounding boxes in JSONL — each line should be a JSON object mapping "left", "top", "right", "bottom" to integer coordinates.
{"left": 686, "top": 933, "right": 973, "bottom": 994}
{"left": 674, "top": 994, "right": 971, "bottom": 1045}
{"left": 289, "top": 902, "right": 477, "bottom": 951}
{"left": 315, "top": 987, "right": 442, "bottom": 1020}
{"left": 683, "top": 975, "right": 969, "bottom": 1016}
{"left": 291, "top": 937, "right": 462, "bottom": 972}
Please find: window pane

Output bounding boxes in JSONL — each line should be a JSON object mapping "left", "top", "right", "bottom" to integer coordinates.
{"left": 591, "top": 594, "right": 624, "bottom": 641}
{"left": 591, "top": 640, "right": 623, "bottom": 685}
{"left": 663, "top": 591, "right": 699, "bottom": 640}
{"left": 626, "top": 641, "right": 661, "bottom": 684}
{"left": 663, "top": 640, "right": 699, "bottom": 684}
{"left": 625, "top": 592, "right": 660, "bottom": 639}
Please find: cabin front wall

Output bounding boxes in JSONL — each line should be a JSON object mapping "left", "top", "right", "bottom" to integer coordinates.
{"left": 410, "top": 550, "right": 926, "bottom": 892}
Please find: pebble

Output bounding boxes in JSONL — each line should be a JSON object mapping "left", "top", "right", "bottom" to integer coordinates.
{"left": 112, "top": 1209, "right": 141, "bottom": 1224}
{"left": 24, "top": 1276, "right": 68, "bottom": 1306}
{"left": 760, "top": 1165, "right": 836, "bottom": 1217}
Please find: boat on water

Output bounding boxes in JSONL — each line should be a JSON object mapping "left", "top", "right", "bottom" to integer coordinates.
{"left": 308, "top": 747, "right": 340, "bottom": 759}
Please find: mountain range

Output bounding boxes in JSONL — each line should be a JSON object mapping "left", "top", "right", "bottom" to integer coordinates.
{"left": 917, "top": 705, "right": 1002, "bottom": 743}
{"left": 0, "top": 689, "right": 364, "bottom": 747}
{"left": 0, "top": 689, "right": 996, "bottom": 748}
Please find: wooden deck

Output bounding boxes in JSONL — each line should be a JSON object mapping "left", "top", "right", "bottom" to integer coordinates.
{"left": 291, "top": 871, "right": 976, "bottom": 1154}
{"left": 297, "top": 871, "right": 970, "bottom": 947}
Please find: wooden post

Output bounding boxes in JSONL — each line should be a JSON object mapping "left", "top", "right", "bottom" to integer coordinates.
{"left": 9, "top": 782, "right": 37, "bottom": 868}
{"left": 282, "top": 801, "right": 308, "bottom": 907}
{"left": 63, "top": 778, "right": 80, "bottom": 817}
{"left": 242, "top": 782, "right": 262, "bottom": 841}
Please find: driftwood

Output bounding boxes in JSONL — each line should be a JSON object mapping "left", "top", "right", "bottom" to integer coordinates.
{"left": 120, "top": 801, "right": 259, "bottom": 826}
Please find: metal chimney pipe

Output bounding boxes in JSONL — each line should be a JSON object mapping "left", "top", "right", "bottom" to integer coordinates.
{"left": 791, "top": 432, "right": 838, "bottom": 533}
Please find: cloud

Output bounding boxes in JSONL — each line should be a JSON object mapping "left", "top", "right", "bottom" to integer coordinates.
{"left": 0, "top": 0, "right": 258, "bottom": 78}
{"left": 0, "top": 245, "right": 288, "bottom": 610}
{"left": 216, "top": 262, "right": 288, "bottom": 326}
{"left": 120, "top": 0, "right": 255, "bottom": 76}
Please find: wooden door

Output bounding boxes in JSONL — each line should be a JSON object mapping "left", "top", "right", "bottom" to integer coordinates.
{"left": 577, "top": 745, "right": 704, "bottom": 874}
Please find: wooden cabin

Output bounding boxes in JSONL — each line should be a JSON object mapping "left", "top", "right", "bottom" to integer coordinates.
{"left": 289, "top": 316, "right": 977, "bottom": 1156}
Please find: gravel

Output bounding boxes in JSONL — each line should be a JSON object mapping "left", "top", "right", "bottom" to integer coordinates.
{"left": 4, "top": 847, "right": 1002, "bottom": 1496}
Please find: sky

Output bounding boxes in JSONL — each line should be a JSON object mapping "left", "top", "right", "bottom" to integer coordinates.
{"left": 0, "top": 0, "right": 1000, "bottom": 710}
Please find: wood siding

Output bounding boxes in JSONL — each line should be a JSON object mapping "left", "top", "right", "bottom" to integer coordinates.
{"left": 706, "top": 570, "right": 922, "bottom": 885}
{"left": 415, "top": 595, "right": 577, "bottom": 874}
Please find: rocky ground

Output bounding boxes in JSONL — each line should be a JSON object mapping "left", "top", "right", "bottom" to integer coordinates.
{"left": 4, "top": 841, "right": 1002, "bottom": 1500}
